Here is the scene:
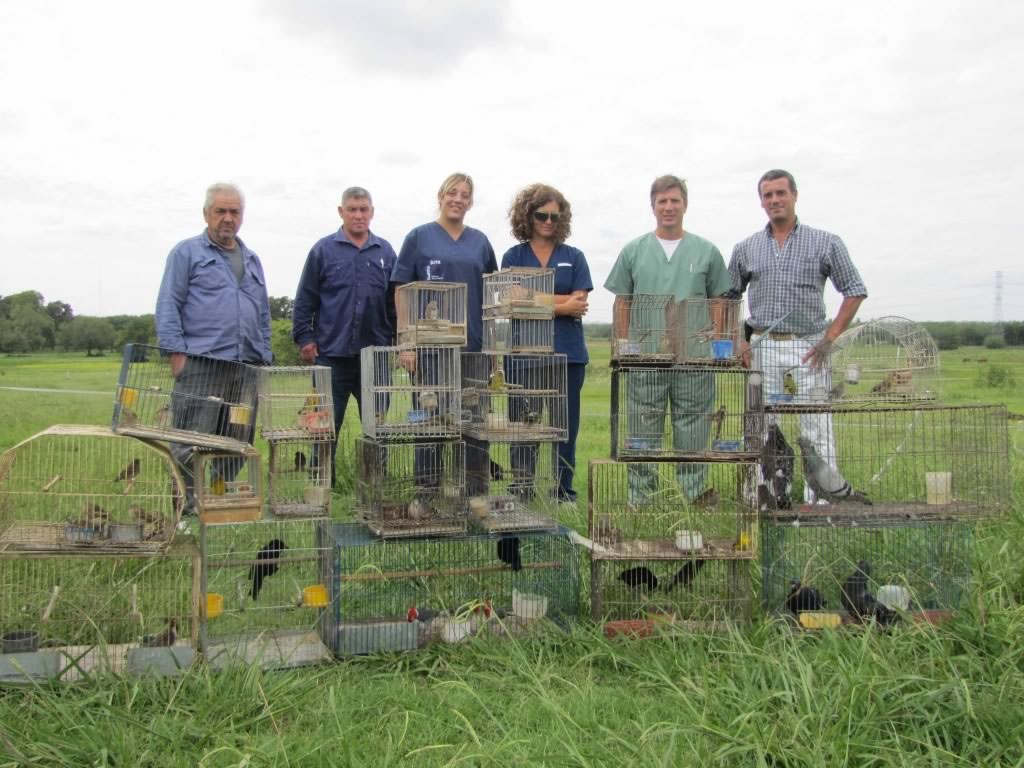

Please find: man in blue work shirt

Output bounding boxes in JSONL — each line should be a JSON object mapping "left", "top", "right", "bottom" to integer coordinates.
{"left": 156, "top": 182, "right": 272, "bottom": 512}
{"left": 292, "top": 186, "right": 397, "bottom": 483}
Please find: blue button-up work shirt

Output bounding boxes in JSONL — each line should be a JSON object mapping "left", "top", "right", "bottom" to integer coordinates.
{"left": 292, "top": 228, "right": 397, "bottom": 357}
{"left": 155, "top": 230, "right": 272, "bottom": 363}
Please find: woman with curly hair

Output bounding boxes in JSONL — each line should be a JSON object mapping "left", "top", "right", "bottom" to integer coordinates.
{"left": 501, "top": 183, "right": 593, "bottom": 504}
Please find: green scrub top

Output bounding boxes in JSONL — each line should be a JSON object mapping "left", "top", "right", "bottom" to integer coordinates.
{"left": 604, "top": 231, "right": 732, "bottom": 299}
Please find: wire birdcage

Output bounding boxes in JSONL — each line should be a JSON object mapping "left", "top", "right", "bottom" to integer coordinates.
{"left": 465, "top": 441, "right": 559, "bottom": 533}
{"left": 610, "top": 294, "right": 677, "bottom": 364}
{"left": 760, "top": 514, "right": 971, "bottom": 627}
{"left": 321, "top": 522, "right": 580, "bottom": 655}
{"left": 588, "top": 459, "right": 756, "bottom": 560}
{"left": 113, "top": 344, "right": 259, "bottom": 452}
{"left": 754, "top": 404, "right": 1009, "bottom": 517}
{"left": 828, "top": 317, "right": 942, "bottom": 404}
{"left": 396, "top": 281, "right": 468, "bottom": 346}
{"left": 482, "top": 268, "right": 556, "bottom": 319}
{"left": 482, "top": 316, "right": 555, "bottom": 354}
{"left": 200, "top": 518, "right": 332, "bottom": 670}
{"left": 611, "top": 367, "right": 762, "bottom": 460}
{"left": 461, "top": 352, "right": 568, "bottom": 442}
{"left": 193, "top": 449, "right": 263, "bottom": 524}
{"left": 267, "top": 440, "right": 332, "bottom": 518}
{"left": 673, "top": 297, "right": 744, "bottom": 365}
{"left": 257, "top": 366, "right": 334, "bottom": 441}
{"left": 0, "top": 542, "right": 200, "bottom": 681}
{"left": 0, "top": 425, "right": 184, "bottom": 552}
{"left": 355, "top": 439, "right": 466, "bottom": 538}
{"left": 360, "top": 346, "right": 462, "bottom": 441}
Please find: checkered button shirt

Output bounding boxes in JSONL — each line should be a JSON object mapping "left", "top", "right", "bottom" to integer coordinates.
{"left": 727, "top": 220, "right": 867, "bottom": 335}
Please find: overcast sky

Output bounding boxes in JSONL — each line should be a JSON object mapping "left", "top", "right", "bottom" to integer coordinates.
{"left": 2, "top": 0, "right": 1021, "bottom": 324}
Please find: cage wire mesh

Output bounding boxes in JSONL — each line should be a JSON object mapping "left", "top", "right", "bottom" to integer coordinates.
{"left": 200, "top": 518, "right": 332, "bottom": 670}
{"left": 828, "top": 316, "right": 942, "bottom": 404}
{"left": 257, "top": 366, "right": 334, "bottom": 441}
{"left": 360, "top": 346, "right": 462, "bottom": 440}
{"left": 355, "top": 439, "right": 466, "bottom": 538}
{"left": 754, "top": 404, "right": 1009, "bottom": 517}
{"left": 193, "top": 449, "right": 263, "bottom": 524}
{"left": 465, "top": 441, "right": 559, "bottom": 533}
{"left": 113, "top": 344, "right": 259, "bottom": 452}
{"left": 322, "top": 522, "right": 580, "bottom": 655}
{"left": 611, "top": 294, "right": 677, "bottom": 364}
{"left": 0, "top": 542, "right": 200, "bottom": 680}
{"left": 483, "top": 316, "right": 555, "bottom": 354}
{"left": 268, "top": 440, "right": 332, "bottom": 518}
{"left": 611, "top": 367, "right": 762, "bottom": 460}
{"left": 760, "top": 514, "right": 971, "bottom": 626}
{"left": 673, "top": 297, "right": 744, "bottom": 365}
{"left": 482, "top": 268, "right": 556, "bottom": 319}
{"left": 0, "top": 426, "right": 184, "bottom": 552}
{"left": 461, "top": 352, "right": 568, "bottom": 442}
{"left": 588, "top": 459, "right": 756, "bottom": 560}
{"left": 396, "top": 281, "right": 468, "bottom": 346}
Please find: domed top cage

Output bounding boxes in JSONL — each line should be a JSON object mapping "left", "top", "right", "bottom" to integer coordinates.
{"left": 828, "top": 317, "right": 941, "bottom": 404}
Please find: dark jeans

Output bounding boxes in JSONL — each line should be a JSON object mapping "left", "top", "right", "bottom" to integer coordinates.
{"left": 318, "top": 354, "right": 362, "bottom": 484}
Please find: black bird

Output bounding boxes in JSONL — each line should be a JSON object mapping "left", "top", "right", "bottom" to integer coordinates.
{"left": 840, "top": 560, "right": 896, "bottom": 625}
{"left": 785, "top": 579, "right": 826, "bottom": 614}
{"left": 141, "top": 618, "right": 177, "bottom": 648}
{"left": 249, "top": 538, "right": 288, "bottom": 601}
{"left": 115, "top": 458, "right": 141, "bottom": 483}
{"left": 489, "top": 460, "right": 506, "bottom": 481}
{"left": 761, "top": 425, "right": 794, "bottom": 510}
{"left": 497, "top": 536, "right": 522, "bottom": 571}
{"left": 618, "top": 566, "right": 658, "bottom": 592}
{"left": 294, "top": 451, "right": 307, "bottom": 472}
{"left": 664, "top": 559, "right": 706, "bottom": 593}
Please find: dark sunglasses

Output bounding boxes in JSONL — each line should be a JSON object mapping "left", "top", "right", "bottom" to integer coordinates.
{"left": 532, "top": 211, "right": 562, "bottom": 223}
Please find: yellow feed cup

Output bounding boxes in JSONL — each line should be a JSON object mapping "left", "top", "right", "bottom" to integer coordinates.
{"left": 119, "top": 387, "right": 139, "bottom": 409}
{"left": 303, "top": 584, "right": 329, "bottom": 608}
{"left": 207, "top": 593, "right": 224, "bottom": 619}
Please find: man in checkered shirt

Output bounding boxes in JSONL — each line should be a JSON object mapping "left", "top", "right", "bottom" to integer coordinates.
{"left": 728, "top": 169, "right": 867, "bottom": 503}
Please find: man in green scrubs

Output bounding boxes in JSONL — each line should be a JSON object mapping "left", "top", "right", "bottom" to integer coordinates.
{"left": 604, "top": 175, "right": 733, "bottom": 502}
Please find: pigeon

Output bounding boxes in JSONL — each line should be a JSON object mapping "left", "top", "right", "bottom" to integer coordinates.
{"left": 115, "top": 458, "right": 141, "bottom": 482}
{"left": 497, "top": 537, "right": 522, "bottom": 571}
{"left": 618, "top": 566, "right": 658, "bottom": 592}
{"left": 840, "top": 560, "right": 895, "bottom": 625}
{"left": 761, "top": 425, "right": 794, "bottom": 510}
{"left": 797, "top": 437, "right": 871, "bottom": 505}
{"left": 294, "top": 451, "right": 307, "bottom": 472}
{"left": 250, "top": 539, "right": 288, "bottom": 601}
{"left": 663, "top": 560, "right": 706, "bottom": 593}
{"left": 419, "top": 390, "right": 439, "bottom": 411}
{"left": 141, "top": 618, "right": 177, "bottom": 648}
{"left": 785, "top": 580, "right": 826, "bottom": 614}
{"left": 407, "top": 499, "right": 431, "bottom": 521}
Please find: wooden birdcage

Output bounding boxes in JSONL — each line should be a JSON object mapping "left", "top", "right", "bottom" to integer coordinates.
{"left": 464, "top": 441, "right": 559, "bottom": 533}
{"left": 200, "top": 518, "right": 333, "bottom": 670}
{"left": 610, "top": 294, "right": 677, "bottom": 364}
{"left": 113, "top": 344, "right": 259, "bottom": 452}
{"left": 482, "top": 268, "right": 555, "bottom": 319}
{"left": 673, "top": 297, "right": 744, "bottom": 365}
{"left": 267, "top": 439, "right": 332, "bottom": 518}
{"left": 587, "top": 459, "right": 756, "bottom": 560}
{"left": 461, "top": 352, "right": 568, "bottom": 442}
{"left": 0, "top": 541, "right": 200, "bottom": 681}
{"left": 396, "top": 281, "right": 468, "bottom": 346}
{"left": 321, "top": 522, "right": 580, "bottom": 655}
{"left": 360, "top": 346, "right": 462, "bottom": 441}
{"left": 482, "top": 315, "right": 555, "bottom": 354}
{"left": 257, "top": 366, "right": 334, "bottom": 441}
{"left": 193, "top": 449, "right": 263, "bottom": 524}
{"left": 355, "top": 439, "right": 466, "bottom": 538}
{"left": 0, "top": 426, "right": 184, "bottom": 552}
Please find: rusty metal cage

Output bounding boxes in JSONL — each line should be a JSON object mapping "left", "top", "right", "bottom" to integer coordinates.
{"left": 355, "top": 439, "right": 466, "bottom": 538}
{"left": 610, "top": 294, "right": 677, "bottom": 364}
{"left": 673, "top": 297, "right": 744, "bottom": 365}
{"left": 257, "top": 366, "right": 334, "bottom": 441}
{"left": 755, "top": 404, "right": 1010, "bottom": 517}
{"left": 465, "top": 440, "right": 559, "bottom": 533}
{"left": 193, "top": 449, "right": 263, "bottom": 524}
{"left": 0, "top": 425, "right": 184, "bottom": 552}
{"left": 360, "top": 346, "right": 462, "bottom": 441}
{"left": 588, "top": 459, "right": 756, "bottom": 560}
{"left": 321, "top": 522, "right": 580, "bottom": 656}
{"left": 0, "top": 541, "right": 200, "bottom": 681}
{"left": 482, "top": 268, "right": 556, "bottom": 319}
{"left": 200, "top": 518, "right": 332, "bottom": 670}
{"left": 396, "top": 281, "right": 468, "bottom": 346}
{"left": 461, "top": 352, "right": 568, "bottom": 442}
{"left": 268, "top": 440, "right": 332, "bottom": 518}
{"left": 611, "top": 366, "right": 762, "bottom": 460}
{"left": 482, "top": 316, "right": 555, "bottom": 354}
{"left": 113, "top": 344, "right": 259, "bottom": 452}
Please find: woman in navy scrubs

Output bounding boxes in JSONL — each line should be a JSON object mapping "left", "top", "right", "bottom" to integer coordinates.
{"left": 501, "top": 183, "right": 593, "bottom": 503}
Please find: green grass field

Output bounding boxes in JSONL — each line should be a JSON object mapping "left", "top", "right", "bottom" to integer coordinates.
{"left": 0, "top": 347, "right": 1022, "bottom": 766}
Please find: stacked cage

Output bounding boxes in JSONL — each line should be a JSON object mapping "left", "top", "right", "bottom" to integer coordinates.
{"left": 463, "top": 268, "right": 565, "bottom": 533}
{"left": 592, "top": 295, "right": 757, "bottom": 631}
{"left": 358, "top": 282, "right": 467, "bottom": 538}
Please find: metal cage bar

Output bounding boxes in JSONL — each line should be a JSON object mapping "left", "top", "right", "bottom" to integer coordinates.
{"left": 267, "top": 439, "right": 333, "bottom": 518}
{"left": 193, "top": 449, "right": 263, "bottom": 524}
{"left": 482, "top": 268, "right": 555, "bottom": 319}
{"left": 611, "top": 294, "right": 677, "bottom": 364}
{"left": 482, "top": 316, "right": 555, "bottom": 354}
{"left": 461, "top": 352, "right": 568, "bottom": 442}
{"left": 464, "top": 441, "right": 559, "bottom": 533}
{"left": 673, "top": 297, "right": 744, "bottom": 365}
{"left": 257, "top": 366, "right": 335, "bottom": 441}
{"left": 396, "top": 281, "right": 468, "bottom": 346}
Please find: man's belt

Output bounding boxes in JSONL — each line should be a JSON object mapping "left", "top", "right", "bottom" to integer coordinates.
{"left": 751, "top": 329, "right": 801, "bottom": 341}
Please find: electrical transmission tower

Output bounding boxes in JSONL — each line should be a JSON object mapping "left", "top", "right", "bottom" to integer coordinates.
{"left": 993, "top": 270, "right": 1004, "bottom": 338}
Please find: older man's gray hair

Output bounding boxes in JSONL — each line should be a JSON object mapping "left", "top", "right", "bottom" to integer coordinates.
{"left": 204, "top": 182, "right": 245, "bottom": 213}
{"left": 341, "top": 186, "right": 373, "bottom": 205}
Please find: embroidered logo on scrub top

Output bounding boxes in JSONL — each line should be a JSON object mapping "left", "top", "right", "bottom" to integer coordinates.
{"left": 557, "top": 263, "right": 572, "bottom": 267}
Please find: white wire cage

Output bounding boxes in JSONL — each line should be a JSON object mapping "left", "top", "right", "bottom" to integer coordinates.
{"left": 396, "top": 281, "right": 468, "bottom": 346}
{"left": 267, "top": 439, "right": 333, "bottom": 518}
{"left": 0, "top": 425, "right": 184, "bottom": 553}
{"left": 482, "top": 268, "right": 556, "bottom": 319}
{"left": 193, "top": 449, "right": 263, "bottom": 524}
{"left": 461, "top": 352, "right": 568, "bottom": 442}
{"left": 482, "top": 316, "right": 555, "bottom": 354}
{"left": 360, "top": 346, "right": 462, "bottom": 441}
{"left": 611, "top": 294, "right": 677, "bottom": 364}
{"left": 464, "top": 441, "right": 559, "bottom": 533}
{"left": 257, "top": 366, "right": 334, "bottom": 441}
{"left": 673, "top": 297, "right": 744, "bottom": 365}
{"left": 113, "top": 344, "right": 259, "bottom": 453}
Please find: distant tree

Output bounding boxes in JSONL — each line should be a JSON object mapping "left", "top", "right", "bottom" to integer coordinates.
{"left": 983, "top": 334, "right": 1006, "bottom": 350}
{"left": 1003, "top": 321, "right": 1024, "bottom": 346}
{"left": 269, "top": 296, "right": 294, "bottom": 321}
{"left": 45, "top": 300, "right": 74, "bottom": 329}
{"left": 116, "top": 315, "right": 156, "bottom": 348}
{"left": 59, "top": 316, "right": 117, "bottom": 356}
{"left": 271, "top": 318, "right": 301, "bottom": 365}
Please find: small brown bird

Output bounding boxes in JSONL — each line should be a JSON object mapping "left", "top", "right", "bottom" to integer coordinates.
{"left": 129, "top": 505, "right": 161, "bottom": 525}
{"left": 424, "top": 300, "right": 440, "bottom": 321}
{"left": 708, "top": 405, "right": 727, "bottom": 440}
{"left": 142, "top": 618, "right": 177, "bottom": 648}
{"left": 116, "top": 458, "right": 141, "bottom": 482}
{"left": 154, "top": 404, "right": 172, "bottom": 429}
{"left": 871, "top": 368, "right": 912, "bottom": 395}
